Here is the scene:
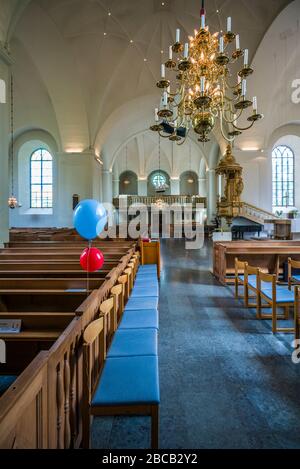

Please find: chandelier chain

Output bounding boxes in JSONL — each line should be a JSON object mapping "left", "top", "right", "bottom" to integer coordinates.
{"left": 10, "top": 73, "right": 14, "bottom": 196}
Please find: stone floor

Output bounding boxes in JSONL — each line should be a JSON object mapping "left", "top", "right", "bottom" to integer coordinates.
{"left": 92, "top": 239, "right": 300, "bottom": 449}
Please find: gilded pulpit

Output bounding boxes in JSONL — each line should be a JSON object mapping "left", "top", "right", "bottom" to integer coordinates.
{"left": 216, "top": 145, "right": 243, "bottom": 223}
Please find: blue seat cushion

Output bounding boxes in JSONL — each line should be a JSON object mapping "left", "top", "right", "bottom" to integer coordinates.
{"left": 261, "top": 286, "right": 295, "bottom": 303}
{"left": 238, "top": 274, "right": 257, "bottom": 286}
{"left": 125, "top": 296, "right": 158, "bottom": 311}
{"left": 136, "top": 271, "right": 157, "bottom": 280}
{"left": 138, "top": 265, "right": 157, "bottom": 273}
{"left": 0, "top": 375, "right": 16, "bottom": 397}
{"left": 91, "top": 356, "right": 160, "bottom": 406}
{"left": 134, "top": 278, "right": 158, "bottom": 288}
{"left": 292, "top": 275, "right": 300, "bottom": 283}
{"left": 107, "top": 329, "right": 158, "bottom": 358}
{"left": 119, "top": 309, "right": 159, "bottom": 330}
{"left": 131, "top": 284, "right": 159, "bottom": 298}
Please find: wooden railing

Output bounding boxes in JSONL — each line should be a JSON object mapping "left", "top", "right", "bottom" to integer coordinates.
{"left": 240, "top": 202, "right": 278, "bottom": 225}
{"left": 114, "top": 195, "right": 207, "bottom": 208}
{"left": 0, "top": 352, "right": 49, "bottom": 449}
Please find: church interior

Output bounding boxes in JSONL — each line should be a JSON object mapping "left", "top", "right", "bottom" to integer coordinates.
{"left": 1, "top": 0, "right": 300, "bottom": 451}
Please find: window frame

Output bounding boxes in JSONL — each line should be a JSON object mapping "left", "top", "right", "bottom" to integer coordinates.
{"left": 30, "top": 148, "right": 53, "bottom": 209}
{"left": 272, "top": 145, "right": 295, "bottom": 208}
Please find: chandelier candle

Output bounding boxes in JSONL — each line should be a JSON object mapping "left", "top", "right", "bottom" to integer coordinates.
{"left": 242, "top": 79, "right": 247, "bottom": 97}
{"left": 163, "top": 91, "right": 168, "bottom": 106}
{"left": 184, "top": 43, "right": 189, "bottom": 59}
{"left": 201, "top": 14, "right": 205, "bottom": 29}
{"left": 253, "top": 97, "right": 257, "bottom": 113}
{"left": 150, "top": 0, "right": 263, "bottom": 144}
{"left": 200, "top": 77, "right": 205, "bottom": 93}
{"left": 227, "top": 17, "right": 232, "bottom": 33}
{"left": 219, "top": 36, "right": 224, "bottom": 53}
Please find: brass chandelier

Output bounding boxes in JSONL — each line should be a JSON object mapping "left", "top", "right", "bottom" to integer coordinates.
{"left": 150, "top": 0, "right": 263, "bottom": 145}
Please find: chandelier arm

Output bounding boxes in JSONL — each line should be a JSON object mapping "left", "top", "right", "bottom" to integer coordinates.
{"left": 219, "top": 111, "right": 236, "bottom": 144}
{"left": 232, "top": 121, "right": 255, "bottom": 132}
{"left": 222, "top": 107, "right": 243, "bottom": 124}
{"left": 158, "top": 131, "right": 173, "bottom": 138}
{"left": 176, "top": 127, "right": 190, "bottom": 146}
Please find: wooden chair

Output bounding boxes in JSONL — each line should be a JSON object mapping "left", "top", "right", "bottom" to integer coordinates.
{"left": 82, "top": 318, "right": 160, "bottom": 449}
{"left": 244, "top": 264, "right": 260, "bottom": 308}
{"left": 99, "top": 298, "right": 116, "bottom": 349}
{"left": 257, "top": 270, "right": 294, "bottom": 333}
{"left": 234, "top": 258, "right": 248, "bottom": 300}
{"left": 288, "top": 258, "right": 300, "bottom": 289}
{"left": 124, "top": 267, "right": 134, "bottom": 293}
{"left": 110, "top": 284, "right": 124, "bottom": 324}
{"left": 118, "top": 274, "right": 130, "bottom": 304}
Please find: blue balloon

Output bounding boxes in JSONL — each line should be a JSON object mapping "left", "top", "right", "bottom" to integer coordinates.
{"left": 73, "top": 199, "right": 107, "bottom": 240}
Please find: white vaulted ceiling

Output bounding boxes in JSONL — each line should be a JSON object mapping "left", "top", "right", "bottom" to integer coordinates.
{"left": 0, "top": 0, "right": 295, "bottom": 171}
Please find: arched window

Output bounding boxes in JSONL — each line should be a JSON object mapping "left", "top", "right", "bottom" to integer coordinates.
{"left": 151, "top": 172, "right": 167, "bottom": 190}
{"left": 30, "top": 149, "right": 53, "bottom": 208}
{"left": 272, "top": 145, "right": 294, "bottom": 207}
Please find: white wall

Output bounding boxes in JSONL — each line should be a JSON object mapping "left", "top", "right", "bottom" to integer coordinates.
{"left": 9, "top": 134, "right": 102, "bottom": 228}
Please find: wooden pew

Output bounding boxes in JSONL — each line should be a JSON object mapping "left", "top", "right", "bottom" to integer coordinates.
{"left": 0, "top": 277, "right": 105, "bottom": 291}
{"left": 0, "top": 243, "right": 137, "bottom": 448}
{"left": 0, "top": 261, "right": 118, "bottom": 271}
{"left": 213, "top": 240, "right": 300, "bottom": 285}
{"left": 0, "top": 270, "right": 111, "bottom": 279}
{"left": 0, "top": 352, "right": 49, "bottom": 448}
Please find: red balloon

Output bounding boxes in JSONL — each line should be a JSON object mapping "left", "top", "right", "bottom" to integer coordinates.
{"left": 80, "top": 247, "right": 104, "bottom": 272}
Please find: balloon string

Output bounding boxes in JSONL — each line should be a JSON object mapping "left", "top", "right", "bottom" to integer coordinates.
{"left": 87, "top": 240, "right": 92, "bottom": 297}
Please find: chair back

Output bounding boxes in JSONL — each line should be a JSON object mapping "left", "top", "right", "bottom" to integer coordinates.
{"left": 118, "top": 274, "right": 129, "bottom": 302}
{"left": 288, "top": 258, "right": 300, "bottom": 288}
{"left": 111, "top": 284, "right": 124, "bottom": 323}
{"left": 235, "top": 258, "right": 248, "bottom": 279}
{"left": 257, "top": 270, "right": 276, "bottom": 300}
{"left": 124, "top": 267, "right": 134, "bottom": 292}
{"left": 245, "top": 264, "right": 259, "bottom": 281}
{"left": 99, "top": 298, "right": 116, "bottom": 348}
{"left": 83, "top": 317, "right": 105, "bottom": 403}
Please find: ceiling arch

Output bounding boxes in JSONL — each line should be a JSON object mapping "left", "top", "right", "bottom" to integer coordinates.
{"left": 0, "top": 0, "right": 294, "bottom": 167}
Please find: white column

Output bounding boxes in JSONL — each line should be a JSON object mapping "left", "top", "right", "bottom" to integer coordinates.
{"left": 170, "top": 178, "right": 180, "bottom": 195}
{"left": 198, "top": 177, "right": 207, "bottom": 197}
{"left": 113, "top": 177, "right": 119, "bottom": 198}
{"left": 207, "top": 169, "right": 217, "bottom": 223}
{"left": 0, "top": 56, "right": 10, "bottom": 246}
{"left": 91, "top": 153, "right": 102, "bottom": 201}
{"left": 102, "top": 169, "right": 113, "bottom": 204}
{"left": 138, "top": 179, "right": 147, "bottom": 196}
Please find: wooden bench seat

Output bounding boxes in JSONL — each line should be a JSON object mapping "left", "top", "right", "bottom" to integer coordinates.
{"left": 0, "top": 291, "right": 89, "bottom": 312}
{"left": 0, "top": 261, "right": 118, "bottom": 271}
{"left": 0, "top": 270, "right": 111, "bottom": 279}
{"left": 0, "top": 278, "right": 105, "bottom": 290}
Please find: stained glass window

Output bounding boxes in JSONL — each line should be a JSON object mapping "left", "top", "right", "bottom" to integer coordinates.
{"left": 152, "top": 172, "right": 167, "bottom": 189}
